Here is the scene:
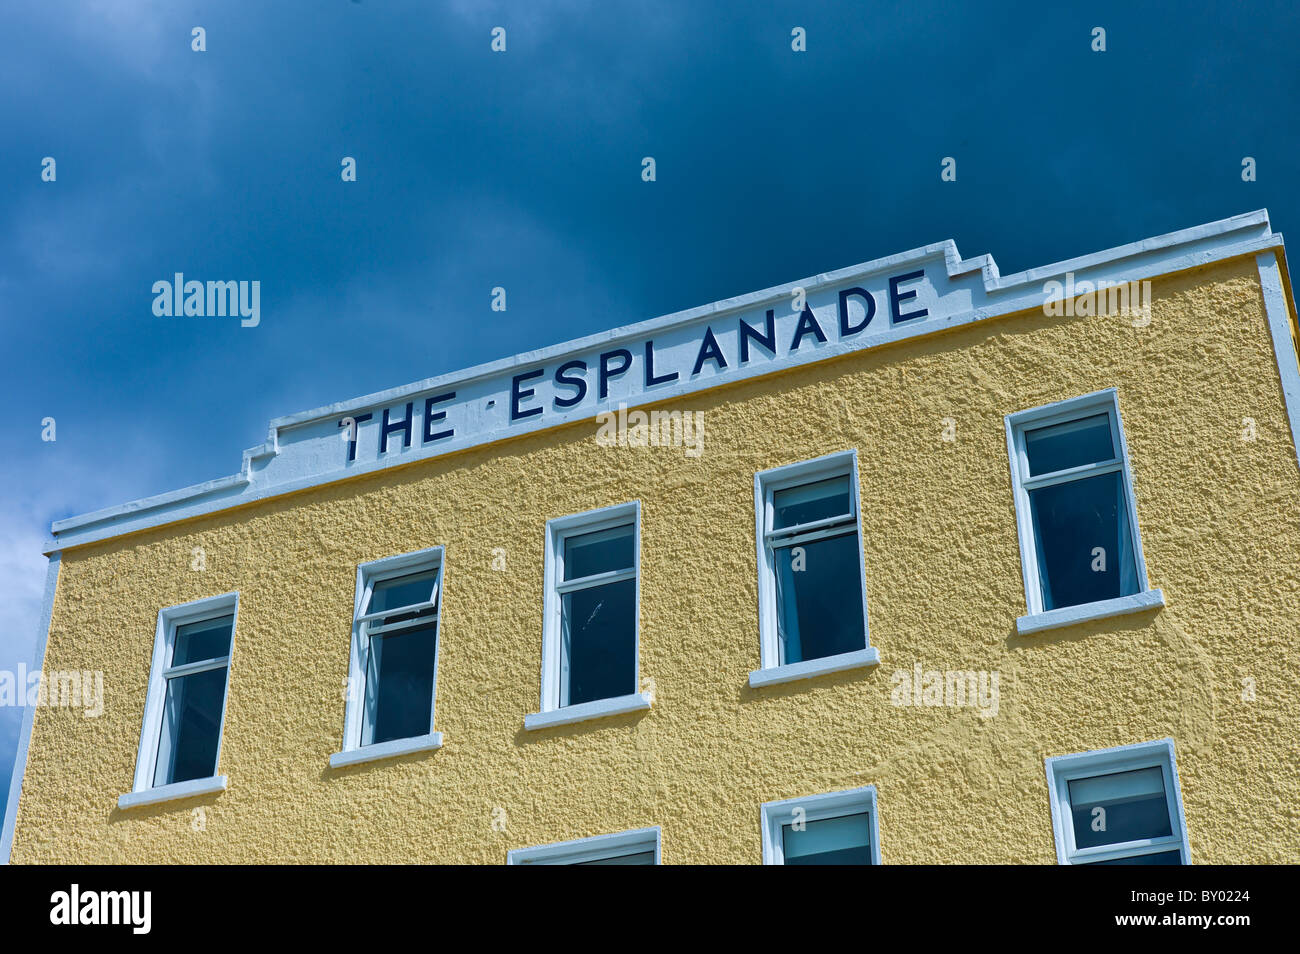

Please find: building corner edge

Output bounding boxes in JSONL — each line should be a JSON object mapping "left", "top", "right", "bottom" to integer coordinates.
{"left": 0, "top": 552, "right": 62, "bottom": 865}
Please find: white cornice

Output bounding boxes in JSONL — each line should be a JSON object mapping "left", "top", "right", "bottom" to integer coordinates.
{"left": 47, "top": 210, "right": 1285, "bottom": 553}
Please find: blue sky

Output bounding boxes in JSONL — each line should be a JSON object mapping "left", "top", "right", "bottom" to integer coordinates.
{"left": 2, "top": 0, "right": 1298, "bottom": 828}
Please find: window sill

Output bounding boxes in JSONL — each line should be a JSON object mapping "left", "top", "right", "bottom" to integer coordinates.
{"left": 748, "top": 646, "right": 881, "bottom": 688}
{"left": 118, "top": 775, "right": 227, "bottom": 810}
{"left": 329, "top": 732, "right": 444, "bottom": 768}
{"left": 1016, "top": 588, "right": 1165, "bottom": 636}
{"left": 524, "top": 692, "right": 652, "bottom": 731}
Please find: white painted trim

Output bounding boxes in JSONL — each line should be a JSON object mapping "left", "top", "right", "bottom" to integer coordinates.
{"left": 328, "top": 732, "right": 443, "bottom": 768}
{"left": 1004, "top": 389, "right": 1158, "bottom": 623}
{"left": 748, "top": 647, "right": 880, "bottom": 688}
{"left": 1044, "top": 737, "right": 1191, "bottom": 865}
{"left": 1256, "top": 251, "right": 1300, "bottom": 472}
{"left": 507, "top": 825, "right": 661, "bottom": 865}
{"left": 45, "top": 213, "right": 1283, "bottom": 554}
{"left": 1017, "top": 589, "right": 1165, "bottom": 636}
{"left": 538, "top": 502, "right": 641, "bottom": 715}
{"left": 760, "top": 785, "right": 881, "bottom": 865}
{"left": 340, "top": 545, "right": 445, "bottom": 756}
{"left": 128, "top": 593, "right": 239, "bottom": 796}
{"left": 752, "top": 450, "right": 876, "bottom": 675}
{"left": 117, "top": 774, "right": 227, "bottom": 810}
{"left": 0, "top": 553, "right": 60, "bottom": 865}
{"left": 523, "top": 691, "right": 652, "bottom": 731}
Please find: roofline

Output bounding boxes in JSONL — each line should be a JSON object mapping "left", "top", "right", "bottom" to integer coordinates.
{"left": 269, "top": 209, "right": 1274, "bottom": 431}
{"left": 47, "top": 210, "right": 1285, "bottom": 553}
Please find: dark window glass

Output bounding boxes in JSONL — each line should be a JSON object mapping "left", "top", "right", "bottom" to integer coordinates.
{"left": 364, "top": 622, "right": 438, "bottom": 744}
{"left": 1082, "top": 849, "right": 1182, "bottom": 865}
{"left": 562, "top": 577, "right": 637, "bottom": 706}
{"left": 773, "top": 475, "right": 852, "bottom": 530}
{"left": 171, "top": 615, "right": 233, "bottom": 666}
{"left": 1024, "top": 413, "right": 1115, "bottom": 476}
{"left": 564, "top": 525, "right": 635, "bottom": 581}
{"left": 369, "top": 571, "right": 438, "bottom": 630}
{"left": 774, "top": 532, "right": 866, "bottom": 663}
{"left": 1069, "top": 766, "right": 1173, "bottom": 850}
{"left": 154, "top": 666, "right": 227, "bottom": 786}
{"left": 782, "top": 812, "right": 872, "bottom": 865}
{"left": 371, "top": 571, "right": 437, "bottom": 614}
{"left": 1029, "top": 471, "right": 1138, "bottom": 610}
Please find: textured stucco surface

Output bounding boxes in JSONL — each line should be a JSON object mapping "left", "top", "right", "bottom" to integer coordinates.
{"left": 11, "top": 253, "right": 1300, "bottom": 863}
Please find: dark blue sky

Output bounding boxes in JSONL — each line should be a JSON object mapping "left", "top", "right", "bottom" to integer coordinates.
{"left": 3, "top": 0, "right": 1297, "bottom": 829}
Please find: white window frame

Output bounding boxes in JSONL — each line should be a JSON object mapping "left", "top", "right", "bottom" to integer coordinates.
{"left": 1005, "top": 389, "right": 1164, "bottom": 635}
{"left": 330, "top": 545, "right": 445, "bottom": 768}
{"left": 761, "top": 785, "right": 881, "bottom": 865}
{"left": 507, "top": 826, "right": 661, "bottom": 865}
{"left": 1045, "top": 738, "right": 1191, "bottom": 865}
{"left": 119, "top": 592, "right": 238, "bottom": 809}
{"left": 525, "top": 501, "right": 651, "bottom": 731}
{"left": 750, "top": 450, "right": 879, "bottom": 688}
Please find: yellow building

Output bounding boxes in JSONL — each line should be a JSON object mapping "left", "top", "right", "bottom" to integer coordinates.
{"left": 5, "top": 210, "right": 1299, "bottom": 864}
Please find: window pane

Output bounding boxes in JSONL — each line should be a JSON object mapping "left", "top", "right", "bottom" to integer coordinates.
{"left": 1069, "top": 766, "right": 1173, "bottom": 849}
{"left": 370, "top": 571, "right": 437, "bottom": 615}
{"left": 774, "top": 532, "right": 866, "bottom": 664}
{"left": 772, "top": 475, "right": 852, "bottom": 530}
{"left": 171, "top": 615, "right": 233, "bottom": 666}
{"left": 1082, "top": 849, "right": 1182, "bottom": 865}
{"left": 561, "top": 577, "right": 636, "bottom": 706}
{"left": 1024, "top": 413, "right": 1115, "bottom": 476}
{"left": 1029, "top": 470, "right": 1139, "bottom": 611}
{"left": 363, "top": 621, "right": 438, "bottom": 745}
{"left": 153, "top": 666, "right": 228, "bottom": 786}
{"left": 575, "top": 851, "right": 656, "bottom": 865}
{"left": 563, "top": 524, "right": 634, "bottom": 581}
{"left": 783, "top": 812, "right": 872, "bottom": 865}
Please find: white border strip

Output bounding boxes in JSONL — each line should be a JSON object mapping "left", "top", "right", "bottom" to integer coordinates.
{"left": 0, "top": 553, "right": 61, "bottom": 864}
{"left": 1256, "top": 250, "right": 1300, "bottom": 471}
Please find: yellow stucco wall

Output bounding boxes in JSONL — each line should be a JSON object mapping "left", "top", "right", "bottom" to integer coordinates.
{"left": 12, "top": 253, "right": 1300, "bottom": 863}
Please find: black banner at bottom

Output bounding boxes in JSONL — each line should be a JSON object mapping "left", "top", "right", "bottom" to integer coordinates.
{"left": 0, "top": 862, "right": 1277, "bottom": 940}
